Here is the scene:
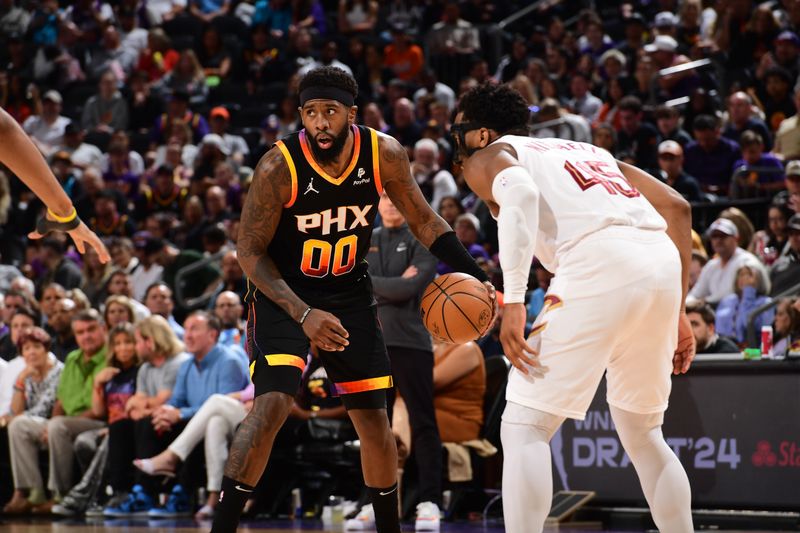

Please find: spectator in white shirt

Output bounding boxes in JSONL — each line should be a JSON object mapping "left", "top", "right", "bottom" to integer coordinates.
{"left": 59, "top": 123, "right": 103, "bottom": 173}
{"left": 22, "top": 91, "right": 70, "bottom": 157}
{"left": 100, "top": 130, "right": 145, "bottom": 176}
{"left": 688, "top": 218, "right": 768, "bottom": 305}
{"left": 413, "top": 69, "right": 456, "bottom": 113}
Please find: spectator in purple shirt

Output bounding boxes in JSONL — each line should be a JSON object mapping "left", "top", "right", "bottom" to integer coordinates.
{"left": 730, "top": 131, "right": 786, "bottom": 198}
{"left": 684, "top": 114, "right": 742, "bottom": 194}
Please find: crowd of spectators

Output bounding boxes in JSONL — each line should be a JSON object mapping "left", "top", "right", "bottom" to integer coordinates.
{"left": 1, "top": 0, "right": 800, "bottom": 521}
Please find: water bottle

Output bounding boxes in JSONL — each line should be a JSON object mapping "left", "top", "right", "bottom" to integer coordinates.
{"left": 329, "top": 495, "right": 344, "bottom": 524}
{"left": 761, "top": 325, "right": 774, "bottom": 359}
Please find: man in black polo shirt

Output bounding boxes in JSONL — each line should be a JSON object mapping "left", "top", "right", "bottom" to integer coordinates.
{"left": 686, "top": 302, "right": 740, "bottom": 353}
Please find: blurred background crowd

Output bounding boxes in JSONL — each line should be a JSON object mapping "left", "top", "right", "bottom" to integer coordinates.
{"left": 0, "top": 0, "right": 799, "bottom": 523}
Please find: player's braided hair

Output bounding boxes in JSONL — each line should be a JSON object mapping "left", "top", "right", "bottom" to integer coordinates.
{"left": 298, "top": 66, "right": 358, "bottom": 100}
{"left": 457, "top": 83, "right": 531, "bottom": 135}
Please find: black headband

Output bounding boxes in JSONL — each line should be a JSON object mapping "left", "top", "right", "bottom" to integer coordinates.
{"left": 299, "top": 87, "right": 355, "bottom": 107}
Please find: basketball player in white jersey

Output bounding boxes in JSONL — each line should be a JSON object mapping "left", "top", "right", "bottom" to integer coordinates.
{"left": 452, "top": 84, "right": 695, "bottom": 532}
{"left": 0, "top": 107, "right": 109, "bottom": 261}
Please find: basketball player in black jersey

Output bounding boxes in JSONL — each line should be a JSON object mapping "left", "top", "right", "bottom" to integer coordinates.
{"left": 210, "top": 67, "right": 494, "bottom": 533}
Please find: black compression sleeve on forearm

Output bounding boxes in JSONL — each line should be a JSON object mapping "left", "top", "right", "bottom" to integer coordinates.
{"left": 428, "top": 231, "right": 489, "bottom": 282}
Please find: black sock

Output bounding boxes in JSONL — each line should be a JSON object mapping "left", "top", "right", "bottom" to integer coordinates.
{"left": 210, "top": 476, "right": 254, "bottom": 533}
{"left": 368, "top": 483, "right": 401, "bottom": 533}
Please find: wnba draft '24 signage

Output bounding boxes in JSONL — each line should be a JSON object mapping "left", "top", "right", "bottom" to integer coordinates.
{"left": 552, "top": 365, "right": 800, "bottom": 509}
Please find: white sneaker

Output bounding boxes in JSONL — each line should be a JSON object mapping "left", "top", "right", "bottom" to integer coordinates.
{"left": 415, "top": 501, "right": 441, "bottom": 531}
{"left": 345, "top": 503, "right": 376, "bottom": 531}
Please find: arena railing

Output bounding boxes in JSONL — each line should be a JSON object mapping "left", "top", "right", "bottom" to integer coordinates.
{"left": 173, "top": 249, "right": 226, "bottom": 310}
{"left": 657, "top": 58, "right": 713, "bottom": 78}
{"left": 529, "top": 118, "right": 577, "bottom": 141}
{"left": 496, "top": 0, "right": 558, "bottom": 29}
{"left": 689, "top": 196, "right": 772, "bottom": 234}
{"left": 728, "top": 165, "right": 785, "bottom": 200}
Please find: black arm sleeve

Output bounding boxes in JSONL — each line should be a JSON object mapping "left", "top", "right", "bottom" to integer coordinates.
{"left": 428, "top": 231, "right": 489, "bottom": 282}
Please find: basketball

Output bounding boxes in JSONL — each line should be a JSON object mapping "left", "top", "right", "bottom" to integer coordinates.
{"left": 420, "top": 273, "right": 493, "bottom": 344}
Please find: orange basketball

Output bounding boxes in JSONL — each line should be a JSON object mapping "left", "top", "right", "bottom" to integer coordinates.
{"left": 420, "top": 272, "right": 493, "bottom": 344}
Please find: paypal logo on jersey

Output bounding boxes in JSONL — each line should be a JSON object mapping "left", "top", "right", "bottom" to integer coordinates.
{"left": 353, "top": 167, "right": 371, "bottom": 185}
{"left": 296, "top": 204, "right": 374, "bottom": 235}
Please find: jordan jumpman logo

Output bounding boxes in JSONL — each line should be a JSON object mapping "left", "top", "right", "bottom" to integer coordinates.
{"left": 305, "top": 176, "right": 319, "bottom": 195}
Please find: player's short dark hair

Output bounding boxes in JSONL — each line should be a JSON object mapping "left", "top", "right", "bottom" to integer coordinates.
{"left": 298, "top": 66, "right": 358, "bottom": 101}
{"left": 457, "top": 83, "right": 531, "bottom": 136}
{"left": 686, "top": 301, "right": 715, "bottom": 325}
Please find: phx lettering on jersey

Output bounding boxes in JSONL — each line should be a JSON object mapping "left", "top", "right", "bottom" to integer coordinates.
{"left": 296, "top": 205, "right": 373, "bottom": 235}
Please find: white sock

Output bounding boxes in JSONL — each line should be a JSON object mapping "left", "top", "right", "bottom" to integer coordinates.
{"left": 610, "top": 405, "right": 693, "bottom": 533}
{"left": 500, "top": 402, "right": 565, "bottom": 533}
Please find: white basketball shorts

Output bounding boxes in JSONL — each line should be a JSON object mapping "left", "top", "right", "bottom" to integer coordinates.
{"left": 506, "top": 225, "right": 682, "bottom": 420}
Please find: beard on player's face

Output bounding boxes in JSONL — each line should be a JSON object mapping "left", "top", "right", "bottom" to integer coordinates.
{"left": 307, "top": 122, "right": 350, "bottom": 164}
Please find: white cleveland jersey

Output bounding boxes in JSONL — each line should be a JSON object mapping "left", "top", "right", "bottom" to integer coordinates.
{"left": 495, "top": 136, "right": 667, "bottom": 272}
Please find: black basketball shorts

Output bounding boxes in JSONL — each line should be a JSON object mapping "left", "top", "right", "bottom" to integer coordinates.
{"left": 246, "top": 296, "right": 392, "bottom": 410}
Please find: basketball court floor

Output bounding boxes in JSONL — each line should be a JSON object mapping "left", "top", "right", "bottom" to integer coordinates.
{"left": 0, "top": 518, "right": 793, "bottom": 532}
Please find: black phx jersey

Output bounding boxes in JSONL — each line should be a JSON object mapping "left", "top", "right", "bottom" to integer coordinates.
{"left": 255, "top": 124, "right": 383, "bottom": 309}
{"left": 246, "top": 124, "right": 392, "bottom": 407}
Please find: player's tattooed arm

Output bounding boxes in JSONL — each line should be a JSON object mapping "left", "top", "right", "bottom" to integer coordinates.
{"left": 237, "top": 148, "right": 309, "bottom": 321}
{"left": 378, "top": 134, "right": 452, "bottom": 247}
